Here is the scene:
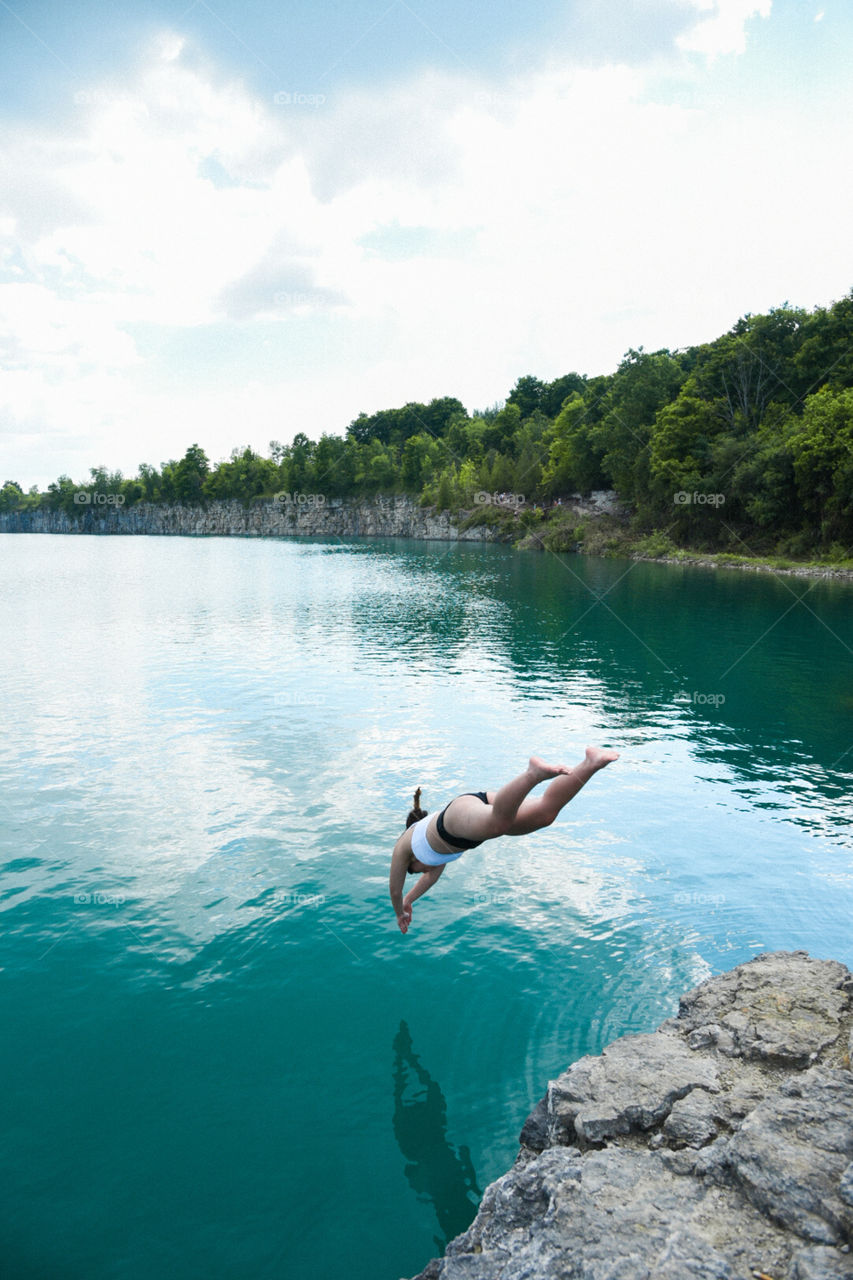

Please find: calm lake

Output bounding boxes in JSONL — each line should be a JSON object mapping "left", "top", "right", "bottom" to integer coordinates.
{"left": 1, "top": 533, "right": 851, "bottom": 1280}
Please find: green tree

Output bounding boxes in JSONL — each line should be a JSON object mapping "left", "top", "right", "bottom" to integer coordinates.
{"left": 647, "top": 394, "right": 720, "bottom": 510}
{"left": 541, "top": 394, "right": 607, "bottom": 495}
{"left": 794, "top": 290, "right": 853, "bottom": 396}
{"left": 514, "top": 441, "right": 545, "bottom": 500}
{"left": 593, "top": 349, "right": 686, "bottom": 500}
{"left": 435, "top": 468, "right": 455, "bottom": 510}
{"left": 173, "top": 444, "right": 210, "bottom": 503}
{"left": 490, "top": 453, "right": 515, "bottom": 494}
{"left": 204, "top": 447, "right": 278, "bottom": 503}
{"left": 400, "top": 433, "right": 433, "bottom": 491}
{"left": 347, "top": 397, "right": 466, "bottom": 448}
{"left": 727, "top": 408, "right": 800, "bottom": 534}
{"left": 356, "top": 440, "right": 397, "bottom": 493}
{"left": 416, "top": 397, "right": 467, "bottom": 442}
{"left": 137, "top": 463, "right": 162, "bottom": 501}
{"left": 312, "top": 434, "right": 356, "bottom": 496}
{"left": 788, "top": 385, "right": 853, "bottom": 540}
{"left": 540, "top": 372, "right": 587, "bottom": 418}
{"left": 284, "top": 433, "right": 316, "bottom": 494}
{"left": 687, "top": 307, "right": 809, "bottom": 434}
{"left": 482, "top": 403, "right": 522, "bottom": 456}
{"left": 0, "top": 480, "right": 25, "bottom": 513}
{"left": 44, "top": 476, "right": 80, "bottom": 514}
{"left": 457, "top": 458, "right": 479, "bottom": 503}
{"left": 507, "top": 375, "right": 546, "bottom": 419}
{"left": 158, "top": 460, "right": 179, "bottom": 502}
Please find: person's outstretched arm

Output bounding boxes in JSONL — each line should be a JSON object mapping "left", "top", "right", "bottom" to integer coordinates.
{"left": 395, "top": 867, "right": 443, "bottom": 932}
{"left": 390, "top": 841, "right": 444, "bottom": 933}
{"left": 389, "top": 840, "right": 412, "bottom": 931}
{"left": 404, "top": 866, "right": 443, "bottom": 916}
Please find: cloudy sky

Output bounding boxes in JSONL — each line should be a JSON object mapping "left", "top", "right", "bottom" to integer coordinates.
{"left": 1, "top": 0, "right": 851, "bottom": 489}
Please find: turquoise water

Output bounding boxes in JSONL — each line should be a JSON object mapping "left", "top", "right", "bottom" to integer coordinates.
{"left": 1, "top": 533, "right": 851, "bottom": 1280}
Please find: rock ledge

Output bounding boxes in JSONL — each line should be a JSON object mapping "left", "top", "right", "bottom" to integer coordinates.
{"left": 408, "top": 951, "right": 853, "bottom": 1280}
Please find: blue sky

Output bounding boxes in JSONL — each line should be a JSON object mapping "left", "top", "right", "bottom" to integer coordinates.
{"left": 1, "top": 0, "right": 851, "bottom": 488}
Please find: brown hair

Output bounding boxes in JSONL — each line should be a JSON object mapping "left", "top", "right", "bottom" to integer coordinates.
{"left": 405, "top": 786, "right": 428, "bottom": 828}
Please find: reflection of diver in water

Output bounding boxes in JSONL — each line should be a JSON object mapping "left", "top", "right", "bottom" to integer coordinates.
{"left": 392, "top": 1021, "right": 481, "bottom": 1252}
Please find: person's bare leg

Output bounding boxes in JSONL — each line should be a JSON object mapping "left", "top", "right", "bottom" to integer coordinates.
{"left": 490, "top": 755, "right": 573, "bottom": 825}
{"left": 504, "top": 746, "right": 619, "bottom": 835}
{"left": 441, "top": 756, "right": 571, "bottom": 844}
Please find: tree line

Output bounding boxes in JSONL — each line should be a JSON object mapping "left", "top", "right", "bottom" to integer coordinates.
{"left": 3, "top": 291, "right": 852, "bottom": 555}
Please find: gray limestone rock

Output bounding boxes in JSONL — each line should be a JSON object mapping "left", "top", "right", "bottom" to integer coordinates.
{"left": 432, "top": 1146, "right": 804, "bottom": 1280}
{"left": 674, "top": 951, "right": 850, "bottom": 1066}
{"left": 544, "top": 1030, "right": 719, "bottom": 1146}
{"left": 792, "top": 1245, "right": 853, "bottom": 1278}
{"left": 663, "top": 1086, "right": 720, "bottom": 1148}
{"left": 711, "top": 1067, "right": 853, "bottom": 1245}
{"left": 841, "top": 1162, "right": 853, "bottom": 1207}
{"left": 0, "top": 496, "right": 508, "bottom": 542}
{"left": 407, "top": 951, "right": 853, "bottom": 1280}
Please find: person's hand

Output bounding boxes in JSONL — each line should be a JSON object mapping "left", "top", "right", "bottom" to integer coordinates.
{"left": 397, "top": 906, "right": 413, "bottom": 934}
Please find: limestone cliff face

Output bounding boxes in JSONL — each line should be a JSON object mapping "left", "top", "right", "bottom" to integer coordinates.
{"left": 410, "top": 951, "right": 853, "bottom": 1280}
{"left": 0, "top": 497, "right": 501, "bottom": 541}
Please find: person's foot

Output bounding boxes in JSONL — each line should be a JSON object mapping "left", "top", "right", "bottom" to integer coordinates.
{"left": 528, "top": 755, "right": 572, "bottom": 782}
{"left": 584, "top": 745, "right": 619, "bottom": 771}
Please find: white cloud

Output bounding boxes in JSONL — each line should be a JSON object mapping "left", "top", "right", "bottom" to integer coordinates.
{"left": 677, "top": 0, "right": 772, "bottom": 57}
{"left": 2, "top": 9, "right": 851, "bottom": 489}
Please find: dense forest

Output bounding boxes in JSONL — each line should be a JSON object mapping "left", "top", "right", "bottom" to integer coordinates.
{"left": 3, "top": 291, "right": 852, "bottom": 559}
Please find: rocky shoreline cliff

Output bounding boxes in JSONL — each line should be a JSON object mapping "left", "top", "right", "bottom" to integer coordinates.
{"left": 0, "top": 496, "right": 500, "bottom": 541}
{"left": 408, "top": 951, "right": 853, "bottom": 1280}
{"left": 3, "top": 495, "right": 851, "bottom": 582}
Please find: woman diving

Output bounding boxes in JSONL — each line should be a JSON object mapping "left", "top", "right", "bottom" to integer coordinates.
{"left": 389, "top": 748, "right": 619, "bottom": 933}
